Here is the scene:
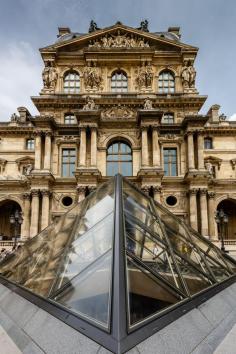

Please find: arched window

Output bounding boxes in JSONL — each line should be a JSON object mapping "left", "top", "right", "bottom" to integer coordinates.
{"left": 111, "top": 70, "right": 128, "bottom": 92}
{"left": 107, "top": 141, "right": 132, "bottom": 176}
{"left": 64, "top": 71, "right": 80, "bottom": 94}
{"left": 158, "top": 71, "right": 175, "bottom": 93}
{"left": 162, "top": 112, "right": 174, "bottom": 124}
{"left": 64, "top": 113, "right": 76, "bottom": 124}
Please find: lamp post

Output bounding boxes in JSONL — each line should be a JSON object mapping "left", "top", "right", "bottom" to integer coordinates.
{"left": 215, "top": 209, "right": 229, "bottom": 252}
{"left": 9, "top": 210, "right": 23, "bottom": 250}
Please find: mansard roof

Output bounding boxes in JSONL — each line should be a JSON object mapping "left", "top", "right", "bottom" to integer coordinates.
{"left": 40, "top": 22, "right": 198, "bottom": 53}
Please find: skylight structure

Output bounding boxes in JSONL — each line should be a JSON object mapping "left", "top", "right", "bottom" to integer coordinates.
{"left": 0, "top": 175, "right": 236, "bottom": 354}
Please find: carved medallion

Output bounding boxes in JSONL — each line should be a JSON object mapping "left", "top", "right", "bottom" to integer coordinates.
{"left": 101, "top": 105, "right": 136, "bottom": 120}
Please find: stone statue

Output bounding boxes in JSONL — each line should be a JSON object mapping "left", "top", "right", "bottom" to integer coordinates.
{"left": 88, "top": 32, "right": 150, "bottom": 49}
{"left": 24, "top": 164, "right": 33, "bottom": 176}
{"left": 10, "top": 113, "right": 18, "bottom": 122}
{"left": 143, "top": 98, "right": 153, "bottom": 110}
{"left": 181, "top": 60, "right": 196, "bottom": 89}
{"left": 83, "top": 61, "right": 102, "bottom": 90}
{"left": 205, "top": 162, "right": 213, "bottom": 176}
{"left": 138, "top": 20, "right": 149, "bottom": 32}
{"left": 83, "top": 96, "right": 96, "bottom": 110}
{"left": 89, "top": 20, "right": 100, "bottom": 33}
{"left": 136, "top": 62, "right": 153, "bottom": 89}
{"left": 42, "top": 61, "right": 58, "bottom": 89}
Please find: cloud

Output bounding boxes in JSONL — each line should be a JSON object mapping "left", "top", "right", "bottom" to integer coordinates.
{"left": 0, "top": 41, "right": 42, "bottom": 121}
{"left": 228, "top": 113, "right": 236, "bottom": 121}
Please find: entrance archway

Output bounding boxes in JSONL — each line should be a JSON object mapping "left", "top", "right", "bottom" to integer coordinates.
{"left": 217, "top": 199, "right": 236, "bottom": 240}
{"left": 0, "top": 200, "right": 22, "bottom": 240}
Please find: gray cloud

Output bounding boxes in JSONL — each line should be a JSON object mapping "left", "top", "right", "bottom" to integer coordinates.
{"left": 0, "top": 0, "right": 236, "bottom": 120}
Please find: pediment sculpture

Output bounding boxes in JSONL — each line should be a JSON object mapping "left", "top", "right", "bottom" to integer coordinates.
{"left": 88, "top": 30, "right": 150, "bottom": 49}
{"left": 101, "top": 105, "right": 136, "bottom": 120}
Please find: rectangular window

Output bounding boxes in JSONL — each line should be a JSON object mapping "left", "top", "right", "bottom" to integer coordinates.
{"left": 26, "top": 139, "right": 34, "bottom": 150}
{"left": 204, "top": 138, "right": 213, "bottom": 149}
{"left": 62, "top": 149, "right": 76, "bottom": 177}
{"left": 163, "top": 148, "right": 177, "bottom": 176}
{"left": 64, "top": 115, "right": 76, "bottom": 124}
{"left": 162, "top": 113, "right": 174, "bottom": 124}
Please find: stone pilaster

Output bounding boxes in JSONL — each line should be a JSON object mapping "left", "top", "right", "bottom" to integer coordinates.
{"left": 200, "top": 189, "right": 209, "bottom": 236}
{"left": 141, "top": 126, "right": 149, "bottom": 167}
{"left": 153, "top": 186, "right": 161, "bottom": 203}
{"left": 187, "top": 132, "right": 195, "bottom": 170}
{"left": 30, "top": 189, "right": 40, "bottom": 237}
{"left": 152, "top": 126, "right": 160, "bottom": 167}
{"left": 90, "top": 126, "right": 97, "bottom": 167}
{"left": 21, "top": 193, "right": 31, "bottom": 240}
{"left": 41, "top": 189, "right": 51, "bottom": 231}
{"left": 197, "top": 132, "right": 204, "bottom": 170}
{"left": 77, "top": 186, "right": 86, "bottom": 202}
{"left": 79, "top": 127, "right": 87, "bottom": 167}
{"left": 34, "top": 132, "right": 42, "bottom": 170}
{"left": 208, "top": 192, "right": 216, "bottom": 239}
{"left": 189, "top": 188, "right": 198, "bottom": 231}
{"left": 44, "top": 132, "right": 52, "bottom": 170}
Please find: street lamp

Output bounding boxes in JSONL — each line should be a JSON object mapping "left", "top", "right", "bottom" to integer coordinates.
{"left": 9, "top": 209, "right": 23, "bottom": 250}
{"left": 215, "top": 209, "right": 229, "bottom": 252}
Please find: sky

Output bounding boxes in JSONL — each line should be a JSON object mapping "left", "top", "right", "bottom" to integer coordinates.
{"left": 0, "top": 0, "right": 236, "bottom": 121}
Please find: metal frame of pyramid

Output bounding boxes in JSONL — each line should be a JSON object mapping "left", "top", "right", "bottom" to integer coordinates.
{"left": 0, "top": 174, "right": 236, "bottom": 354}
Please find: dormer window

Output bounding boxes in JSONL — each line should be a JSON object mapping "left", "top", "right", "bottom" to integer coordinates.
{"left": 111, "top": 70, "right": 128, "bottom": 93}
{"left": 158, "top": 71, "right": 175, "bottom": 94}
{"left": 64, "top": 71, "right": 80, "bottom": 94}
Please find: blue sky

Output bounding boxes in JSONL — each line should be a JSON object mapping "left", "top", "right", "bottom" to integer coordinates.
{"left": 0, "top": 0, "right": 236, "bottom": 120}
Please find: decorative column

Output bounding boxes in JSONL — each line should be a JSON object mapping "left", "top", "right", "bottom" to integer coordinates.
{"left": 34, "top": 132, "right": 42, "bottom": 170}
{"left": 90, "top": 126, "right": 97, "bottom": 167}
{"left": 30, "top": 189, "right": 40, "bottom": 237}
{"left": 21, "top": 193, "right": 31, "bottom": 240}
{"left": 79, "top": 127, "right": 87, "bottom": 167}
{"left": 141, "top": 126, "right": 149, "bottom": 167}
{"left": 208, "top": 192, "right": 216, "bottom": 239}
{"left": 77, "top": 186, "right": 86, "bottom": 202}
{"left": 187, "top": 132, "right": 195, "bottom": 170}
{"left": 152, "top": 126, "right": 160, "bottom": 167}
{"left": 41, "top": 190, "right": 50, "bottom": 231}
{"left": 44, "top": 132, "right": 52, "bottom": 170}
{"left": 189, "top": 189, "right": 198, "bottom": 231}
{"left": 200, "top": 189, "right": 209, "bottom": 236}
{"left": 197, "top": 132, "right": 204, "bottom": 170}
{"left": 153, "top": 186, "right": 161, "bottom": 203}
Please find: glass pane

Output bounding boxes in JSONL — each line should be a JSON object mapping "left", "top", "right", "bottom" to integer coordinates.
{"left": 52, "top": 250, "right": 112, "bottom": 329}
{"left": 127, "top": 257, "right": 180, "bottom": 327}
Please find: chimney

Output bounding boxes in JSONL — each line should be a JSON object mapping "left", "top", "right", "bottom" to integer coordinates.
{"left": 57, "top": 27, "right": 71, "bottom": 37}
{"left": 17, "top": 107, "right": 30, "bottom": 123}
{"left": 207, "top": 104, "right": 220, "bottom": 122}
{"left": 168, "top": 26, "right": 181, "bottom": 39}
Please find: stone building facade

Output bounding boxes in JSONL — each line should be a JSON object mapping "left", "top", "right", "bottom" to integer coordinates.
{"left": 0, "top": 22, "right": 236, "bottom": 250}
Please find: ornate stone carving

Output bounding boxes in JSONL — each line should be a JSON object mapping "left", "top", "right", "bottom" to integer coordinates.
{"left": 0, "top": 158, "right": 7, "bottom": 173}
{"left": 199, "top": 188, "right": 208, "bottom": 195}
{"left": 205, "top": 162, "right": 214, "bottom": 177}
{"left": 101, "top": 105, "right": 136, "bottom": 120}
{"left": 181, "top": 60, "right": 196, "bottom": 90}
{"left": 83, "top": 96, "right": 97, "bottom": 110}
{"left": 23, "top": 164, "right": 34, "bottom": 176}
{"left": 10, "top": 113, "right": 19, "bottom": 122}
{"left": 141, "top": 185, "right": 150, "bottom": 195}
{"left": 42, "top": 61, "right": 58, "bottom": 90}
{"left": 136, "top": 62, "right": 153, "bottom": 89}
{"left": 208, "top": 192, "right": 215, "bottom": 199}
{"left": 55, "top": 136, "right": 80, "bottom": 146}
{"left": 83, "top": 61, "right": 102, "bottom": 91}
{"left": 143, "top": 98, "right": 153, "bottom": 110}
{"left": 230, "top": 158, "right": 236, "bottom": 170}
{"left": 189, "top": 188, "right": 198, "bottom": 195}
{"left": 88, "top": 30, "right": 150, "bottom": 49}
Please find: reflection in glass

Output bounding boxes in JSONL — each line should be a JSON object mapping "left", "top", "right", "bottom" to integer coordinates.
{"left": 127, "top": 257, "right": 179, "bottom": 326}
{"left": 53, "top": 251, "right": 113, "bottom": 328}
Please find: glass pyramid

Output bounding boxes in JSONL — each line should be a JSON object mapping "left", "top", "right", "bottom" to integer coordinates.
{"left": 0, "top": 175, "right": 236, "bottom": 353}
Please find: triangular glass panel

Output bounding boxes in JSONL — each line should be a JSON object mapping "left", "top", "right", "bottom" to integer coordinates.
{"left": 51, "top": 250, "right": 113, "bottom": 330}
